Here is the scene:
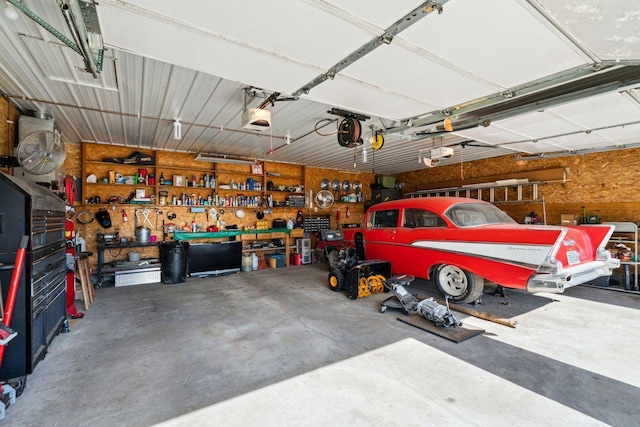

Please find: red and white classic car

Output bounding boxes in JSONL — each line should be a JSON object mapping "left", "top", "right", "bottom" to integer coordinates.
{"left": 341, "top": 197, "right": 619, "bottom": 303}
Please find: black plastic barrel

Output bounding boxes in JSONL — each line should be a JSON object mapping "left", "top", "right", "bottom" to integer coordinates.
{"left": 160, "top": 241, "right": 189, "bottom": 284}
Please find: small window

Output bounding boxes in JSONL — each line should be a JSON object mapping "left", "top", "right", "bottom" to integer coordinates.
{"left": 404, "top": 208, "right": 446, "bottom": 228}
{"left": 372, "top": 209, "right": 399, "bottom": 228}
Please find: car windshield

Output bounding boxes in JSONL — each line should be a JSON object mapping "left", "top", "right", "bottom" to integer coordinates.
{"left": 445, "top": 203, "right": 516, "bottom": 227}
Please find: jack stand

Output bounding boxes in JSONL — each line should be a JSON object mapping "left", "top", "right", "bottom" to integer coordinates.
{"left": 472, "top": 295, "right": 483, "bottom": 307}
{"left": 489, "top": 285, "right": 508, "bottom": 298}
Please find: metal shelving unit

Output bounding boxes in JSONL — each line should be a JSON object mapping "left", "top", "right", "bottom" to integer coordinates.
{"left": 604, "top": 221, "right": 639, "bottom": 291}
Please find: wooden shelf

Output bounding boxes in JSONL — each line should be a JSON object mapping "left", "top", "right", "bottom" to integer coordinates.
{"left": 242, "top": 247, "right": 286, "bottom": 253}
{"left": 218, "top": 170, "right": 263, "bottom": 176}
{"left": 86, "top": 183, "right": 155, "bottom": 188}
{"left": 159, "top": 165, "right": 214, "bottom": 173}
{"left": 159, "top": 185, "right": 215, "bottom": 190}
{"left": 266, "top": 174, "right": 303, "bottom": 179}
{"left": 85, "top": 160, "right": 154, "bottom": 167}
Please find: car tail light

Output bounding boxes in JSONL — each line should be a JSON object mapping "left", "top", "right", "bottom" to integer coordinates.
{"left": 596, "top": 247, "right": 612, "bottom": 261}
{"left": 539, "top": 256, "right": 562, "bottom": 274}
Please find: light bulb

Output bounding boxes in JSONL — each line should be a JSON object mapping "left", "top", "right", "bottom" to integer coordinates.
{"left": 362, "top": 147, "right": 367, "bottom": 163}
{"left": 172, "top": 120, "right": 181, "bottom": 140}
{"left": 4, "top": 2, "right": 19, "bottom": 21}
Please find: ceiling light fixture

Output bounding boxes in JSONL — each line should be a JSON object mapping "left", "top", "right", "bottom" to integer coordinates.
{"left": 423, "top": 157, "right": 440, "bottom": 167}
{"left": 4, "top": 1, "right": 19, "bottom": 20}
{"left": 194, "top": 154, "right": 256, "bottom": 165}
{"left": 172, "top": 119, "right": 181, "bottom": 140}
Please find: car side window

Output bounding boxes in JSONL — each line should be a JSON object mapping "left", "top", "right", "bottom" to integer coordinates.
{"left": 372, "top": 209, "right": 399, "bottom": 228}
{"left": 403, "top": 208, "right": 446, "bottom": 228}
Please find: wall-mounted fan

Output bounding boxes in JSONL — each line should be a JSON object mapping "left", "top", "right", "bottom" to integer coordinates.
{"left": 315, "top": 190, "right": 335, "bottom": 209}
{"left": 17, "top": 130, "right": 66, "bottom": 175}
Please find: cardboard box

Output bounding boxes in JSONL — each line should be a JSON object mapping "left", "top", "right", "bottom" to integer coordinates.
{"left": 561, "top": 214, "right": 578, "bottom": 226}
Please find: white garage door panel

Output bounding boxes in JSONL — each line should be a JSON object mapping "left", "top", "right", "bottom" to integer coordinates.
{"left": 399, "top": 0, "right": 588, "bottom": 88}
{"left": 99, "top": 4, "right": 331, "bottom": 94}
{"left": 497, "top": 111, "right": 586, "bottom": 139}
{"left": 537, "top": 0, "right": 640, "bottom": 60}
{"left": 102, "top": 0, "right": 375, "bottom": 69}
{"left": 453, "top": 126, "right": 527, "bottom": 146}
{"left": 544, "top": 132, "right": 613, "bottom": 151}
{"left": 595, "top": 123, "right": 640, "bottom": 145}
{"left": 323, "top": 0, "right": 426, "bottom": 29}
{"left": 341, "top": 43, "right": 498, "bottom": 110}
{"left": 550, "top": 92, "right": 640, "bottom": 129}
{"left": 306, "top": 75, "right": 436, "bottom": 121}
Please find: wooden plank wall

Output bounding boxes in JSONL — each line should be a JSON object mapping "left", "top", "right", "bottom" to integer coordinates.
{"left": 396, "top": 148, "right": 640, "bottom": 224}
{"left": 0, "top": 96, "right": 20, "bottom": 174}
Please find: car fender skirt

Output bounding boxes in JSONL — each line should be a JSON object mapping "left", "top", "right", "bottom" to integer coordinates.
{"left": 526, "top": 259, "right": 620, "bottom": 293}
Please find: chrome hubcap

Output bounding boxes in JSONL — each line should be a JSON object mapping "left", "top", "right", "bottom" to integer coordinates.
{"left": 438, "top": 265, "right": 467, "bottom": 297}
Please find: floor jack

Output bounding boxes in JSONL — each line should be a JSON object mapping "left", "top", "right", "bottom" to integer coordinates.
{"left": 380, "top": 275, "right": 463, "bottom": 328}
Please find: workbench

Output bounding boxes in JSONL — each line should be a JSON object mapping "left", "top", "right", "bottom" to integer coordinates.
{"left": 173, "top": 228, "right": 296, "bottom": 267}
{"left": 96, "top": 229, "right": 302, "bottom": 285}
{"left": 96, "top": 242, "right": 159, "bottom": 285}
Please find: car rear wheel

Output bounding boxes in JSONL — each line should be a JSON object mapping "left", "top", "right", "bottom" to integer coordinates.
{"left": 328, "top": 269, "right": 345, "bottom": 292}
{"left": 434, "top": 265, "right": 484, "bottom": 303}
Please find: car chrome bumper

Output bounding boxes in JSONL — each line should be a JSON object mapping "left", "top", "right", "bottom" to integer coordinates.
{"left": 526, "top": 258, "right": 621, "bottom": 293}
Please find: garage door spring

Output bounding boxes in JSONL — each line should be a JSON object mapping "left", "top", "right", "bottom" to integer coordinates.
{"left": 357, "top": 274, "right": 386, "bottom": 298}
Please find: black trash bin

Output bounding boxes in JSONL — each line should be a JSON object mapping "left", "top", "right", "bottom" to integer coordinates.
{"left": 160, "top": 241, "right": 189, "bottom": 284}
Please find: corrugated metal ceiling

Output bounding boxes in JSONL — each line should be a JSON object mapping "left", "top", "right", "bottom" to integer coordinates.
{"left": 0, "top": 0, "right": 639, "bottom": 174}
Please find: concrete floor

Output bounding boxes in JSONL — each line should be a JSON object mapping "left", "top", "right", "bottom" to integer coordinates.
{"left": 5, "top": 263, "right": 640, "bottom": 426}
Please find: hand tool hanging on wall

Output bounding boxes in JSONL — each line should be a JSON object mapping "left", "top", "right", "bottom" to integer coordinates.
{"left": 155, "top": 210, "right": 162, "bottom": 230}
{"left": 135, "top": 208, "right": 154, "bottom": 228}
